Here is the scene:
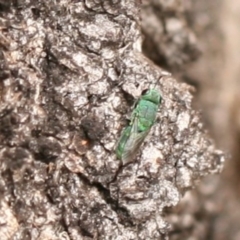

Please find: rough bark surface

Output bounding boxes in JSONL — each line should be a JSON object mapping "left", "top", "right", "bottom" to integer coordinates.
{"left": 0, "top": 0, "right": 225, "bottom": 240}
{"left": 143, "top": 0, "right": 240, "bottom": 240}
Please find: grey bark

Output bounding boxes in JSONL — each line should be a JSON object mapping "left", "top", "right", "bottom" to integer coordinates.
{"left": 0, "top": 0, "right": 224, "bottom": 239}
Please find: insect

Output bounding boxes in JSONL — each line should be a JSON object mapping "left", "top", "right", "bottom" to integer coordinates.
{"left": 116, "top": 88, "right": 162, "bottom": 164}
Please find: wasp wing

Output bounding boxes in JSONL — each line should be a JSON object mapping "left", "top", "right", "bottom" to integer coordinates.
{"left": 121, "top": 117, "right": 150, "bottom": 164}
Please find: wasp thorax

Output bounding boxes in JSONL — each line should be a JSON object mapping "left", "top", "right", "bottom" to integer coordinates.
{"left": 141, "top": 89, "right": 161, "bottom": 105}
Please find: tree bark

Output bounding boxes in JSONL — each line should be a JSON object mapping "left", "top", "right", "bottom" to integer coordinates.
{"left": 0, "top": 1, "right": 225, "bottom": 239}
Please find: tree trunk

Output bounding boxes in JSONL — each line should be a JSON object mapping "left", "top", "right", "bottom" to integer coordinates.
{"left": 0, "top": 1, "right": 226, "bottom": 239}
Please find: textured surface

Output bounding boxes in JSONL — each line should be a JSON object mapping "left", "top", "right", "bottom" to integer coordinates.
{"left": 141, "top": 0, "right": 240, "bottom": 239}
{"left": 0, "top": 0, "right": 224, "bottom": 239}
{"left": 141, "top": 0, "right": 200, "bottom": 71}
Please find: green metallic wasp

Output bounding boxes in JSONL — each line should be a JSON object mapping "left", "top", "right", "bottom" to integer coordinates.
{"left": 116, "top": 88, "right": 162, "bottom": 164}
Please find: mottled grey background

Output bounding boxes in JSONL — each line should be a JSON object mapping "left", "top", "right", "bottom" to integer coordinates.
{"left": 0, "top": 0, "right": 230, "bottom": 240}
